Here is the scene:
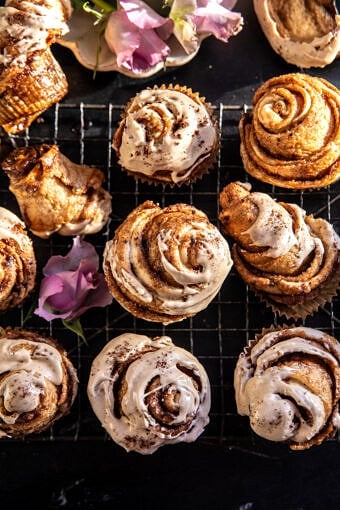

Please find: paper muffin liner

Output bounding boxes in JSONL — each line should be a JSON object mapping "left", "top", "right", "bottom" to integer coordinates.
{"left": 239, "top": 324, "right": 293, "bottom": 360}
{"left": 255, "top": 258, "right": 340, "bottom": 320}
{"left": 113, "top": 84, "right": 220, "bottom": 188}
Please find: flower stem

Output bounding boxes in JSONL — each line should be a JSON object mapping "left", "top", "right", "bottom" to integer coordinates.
{"left": 88, "top": 0, "right": 115, "bottom": 13}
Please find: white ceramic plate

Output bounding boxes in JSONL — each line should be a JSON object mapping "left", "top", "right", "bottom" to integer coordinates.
{"left": 57, "top": 10, "right": 207, "bottom": 78}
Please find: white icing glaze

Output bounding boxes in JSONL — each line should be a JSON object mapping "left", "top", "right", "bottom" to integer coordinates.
{"left": 116, "top": 89, "right": 217, "bottom": 183}
{"left": 234, "top": 327, "right": 340, "bottom": 445}
{"left": 87, "top": 333, "right": 211, "bottom": 454}
{"left": 104, "top": 205, "right": 232, "bottom": 316}
{"left": 0, "top": 207, "right": 27, "bottom": 242}
{"left": 0, "top": 338, "right": 63, "bottom": 421}
{"left": 243, "top": 193, "right": 316, "bottom": 263}
{"left": 33, "top": 217, "right": 109, "bottom": 238}
{"left": 246, "top": 366, "right": 327, "bottom": 443}
{"left": 0, "top": 372, "right": 46, "bottom": 420}
{"left": 0, "top": 1, "right": 70, "bottom": 66}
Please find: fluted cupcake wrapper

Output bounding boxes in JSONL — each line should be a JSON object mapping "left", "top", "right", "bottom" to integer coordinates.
{"left": 256, "top": 259, "right": 340, "bottom": 320}
{"left": 0, "top": 49, "right": 68, "bottom": 134}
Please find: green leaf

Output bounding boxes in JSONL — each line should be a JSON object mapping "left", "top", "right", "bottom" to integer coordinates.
{"left": 72, "top": 0, "right": 116, "bottom": 13}
{"left": 23, "top": 296, "right": 39, "bottom": 325}
{"left": 71, "top": 0, "right": 87, "bottom": 10}
{"left": 62, "top": 318, "right": 87, "bottom": 345}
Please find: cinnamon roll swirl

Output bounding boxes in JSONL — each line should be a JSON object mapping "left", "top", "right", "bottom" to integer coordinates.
{"left": 239, "top": 73, "right": 340, "bottom": 189}
{"left": 103, "top": 201, "right": 232, "bottom": 324}
{"left": 219, "top": 181, "right": 340, "bottom": 318}
{"left": 87, "top": 333, "right": 210, "bottom": 454}
{"left": 2, "top": 144, "right": 112, "bottom": 238}
{"left": 113, "top": 84, "right": 219, "bottom": 186}
{"left": 0, "top": 207, "right": 36, "bottom": 311}
{"left": 234, "top": 326, "right": 340, "bottom": 450}
{"left": 0, "top": 0, "right": 71, "bottom": 134}
{"left": 0, "top": 327, "right": 78, "bottom": 438}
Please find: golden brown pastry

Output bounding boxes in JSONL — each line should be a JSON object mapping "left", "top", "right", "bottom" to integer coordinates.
{"left": 113, "top": 84, "right": 219, "bottom": 187}
{"left": 219, "top": 181, "right": 340, "bottom": 319}
{"left": 0, "top": 0, "right": 72, "bottom": 134}
{"left": 254, "top": 0, "right": 340, "bottom": 68}
{"left": 1, "top": 144, "right": 112, "bottom": 238}
{"left": 103, "top": 200, "right": 233, "bottom": 324}
{"left": 239, "top": 73, "right": 340, "bottom": 189}
{"left": 0, "top": 206, "right": 36, "bottom": 311}
{"left": 87, "top": 333, "right": 210, "bottom": 454}
{"left": 0, "top": 327, "right": 78, "bottom": 438}
{"left": 234, "top": 326, "right": 340, "bottom": 450}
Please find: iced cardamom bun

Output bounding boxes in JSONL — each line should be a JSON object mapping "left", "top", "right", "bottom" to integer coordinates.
{"left": 0, "top": 328, "right": 78, "bottom": 438}
{"left": 0, "top": 0, "right": 71, "bottom": 67}
{"left": 0, "top": 0, "right": 72, "bottom": 134}
{"left": 2, "top": 144, "right": 112, "bottom": 238}
{"left": 219, "top": 181, "right": 340, "bottom": 319}
{"left": 87, "top": 333, "right": 211, "bottom": 454}
{"left": 113, "top": 84, "right": 219, "bottom": 186}
{"left": 103, "top": 200, "right": 233, "bottom": 324}
{"left": 0, "top": 206, "right": 36, "bottom": 311}
{"left": 234, "top": 326, "right": 340, "bottom": 450}
{"left": 239, "top": 73, "right": 340, "bottom": 189}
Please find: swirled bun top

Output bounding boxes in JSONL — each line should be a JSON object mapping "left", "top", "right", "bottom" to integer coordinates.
{"left": 239, "top": 73, "right": 340, "bottom": 189}
{"left": 103, "top": 200, "right": 233, "bottom": 324}
{"left": 0, "top": 327, "right": 78, "bottom": 438}
{"left": 219, "top": 181, "right": 340, "bottom": 319}
{"left": 234, "top": 326, "right": 340, "bottom": 450}
{"left": 87, "top": 333, "right": 210, "bottom": 454}
{"left": 113, "top": 84, "right": 219, "bottom": 186}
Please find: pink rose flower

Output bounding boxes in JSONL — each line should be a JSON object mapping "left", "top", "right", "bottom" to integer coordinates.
{"left": 34, "top": 236, "right": 112, "bottom": 322}
{"left": 104, "top": 0, "right": 173, "bottom": 73}
{"left": 169, "top": 0, "right": 243, "bottom": 54}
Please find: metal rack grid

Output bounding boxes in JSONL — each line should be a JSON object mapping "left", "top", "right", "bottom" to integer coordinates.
{"left": 0, "top": 102, "right": 339, "bottom": 450}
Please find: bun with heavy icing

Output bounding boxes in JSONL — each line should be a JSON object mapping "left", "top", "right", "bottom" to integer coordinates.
{"left": 0, "top": 327, "right": 78, "bottom": 438}
{"left": 234, "top": 326, "right": 340, "bottom": 450}
{"left": 239, "top": 73, "right": 340, "bottom": 189}
{"left": 103, "top": 200, "right": 232, "bottom": 324}
{"left": 113, "top": 84, "right": 219, "bottom": 187}
{"left": 0, "top": 207, "right": 36, "bottom": 311}
{"left": 219, "top": 181, "right": 340, "bottom": 319}
{"left": 253, "top": 0, "right": 340, "bottom": 68}
{"left": 1, "top": 144, "right": 112, "bottom": 238}
{"left": 87, "top": 333, "right": 210, "bottom": 454}
{"left": 0, "top": 0, "right": 72, "bottom": 134}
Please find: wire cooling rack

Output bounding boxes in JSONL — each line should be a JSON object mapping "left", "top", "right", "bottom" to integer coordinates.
{"left": 0, "top": 102, "right": 339, "bottom": 450}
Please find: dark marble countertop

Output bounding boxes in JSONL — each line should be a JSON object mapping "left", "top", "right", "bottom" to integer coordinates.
{"left": 0, "top": 0, "right": 339, "bottom": 508}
